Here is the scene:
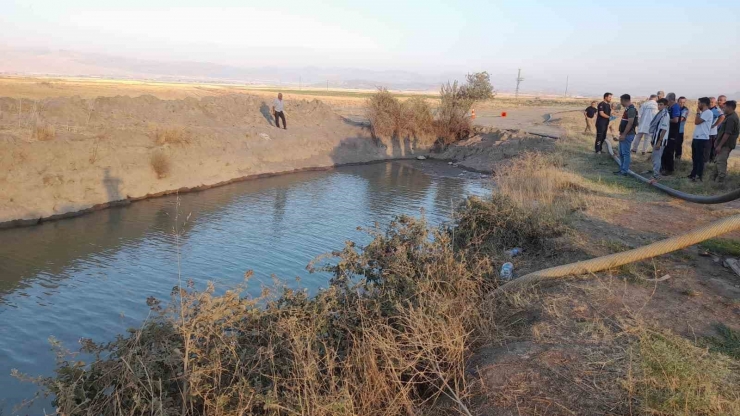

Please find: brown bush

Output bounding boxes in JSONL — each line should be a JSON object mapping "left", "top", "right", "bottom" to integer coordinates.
{"left": 33, "top": 122, "right": 56, "bottom": 141}
{"left": 366, "top": 87, "right": 402, "bottom": 139}
{"left": 150, "top": 125, "right": 190, "bottom": 145}
{"left": 403, "top": 96, "right": 435, "bottom": 143}
{"left": 30, "top": 215, "right": 503, "bottom": 416}
{"left": 434, "top": 81, "right": 473, "bottom": 146}
{"left": 150, "top": 150, "right": 170, "bottom": 178}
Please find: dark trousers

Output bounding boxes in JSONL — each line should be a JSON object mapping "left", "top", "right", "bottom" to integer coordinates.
{"left": 691, "top": 139, "right": 708, "bottom": 179}
{"left": 275, "top": 111, "right": 286, "bottom": 129}
{"left": 661, "top": 138, "right": 676, "bottom": 173}
{"left": 595, "top": 124, "right": 608, "bottom": 152}
{"left": 704, "top": 135, "right": 716, "bottom": 162}
{"left": 675, "top": 132, "right": 684, "bottom": 159}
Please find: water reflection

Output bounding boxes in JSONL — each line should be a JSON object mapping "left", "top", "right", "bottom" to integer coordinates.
{"left": 0, "top": 161, "right": 489, "bottom": 414}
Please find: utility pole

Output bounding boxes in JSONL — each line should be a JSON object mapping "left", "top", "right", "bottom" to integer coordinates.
{"left": 515, "top": 69, "right": 524, "bottom": 99}
{"left": 564, "top": 75, "right": 569, "bottom": 97}
{"left": 326, "top": 80, "right": 329, "bottom": 91}
{"left": 299, "top": 76, "right": 302, "bottom": 90}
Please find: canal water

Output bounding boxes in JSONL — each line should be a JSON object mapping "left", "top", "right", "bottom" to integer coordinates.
{"left": 0, "top": 160, "right": 490, "bottom": 414}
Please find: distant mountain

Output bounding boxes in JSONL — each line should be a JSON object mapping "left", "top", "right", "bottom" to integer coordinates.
{"left": 0, "top": 47, "right": 453, "bottom": 91}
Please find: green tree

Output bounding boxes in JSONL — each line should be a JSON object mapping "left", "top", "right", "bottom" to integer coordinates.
{"left": 461, "top": 71, "right": 495, "bottom": 101}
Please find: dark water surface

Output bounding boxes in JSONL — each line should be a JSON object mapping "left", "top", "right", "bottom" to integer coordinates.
{"left": 0, "top": 160, "right": 490, "bottom": 414}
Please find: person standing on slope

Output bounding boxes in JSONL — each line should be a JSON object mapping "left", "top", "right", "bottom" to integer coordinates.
{"left": 676, "top": 96, "right": 689, "bottom": 160}
{"left": 713, "top": 100, "right": 739, "bottom": 184}
{"left": 706, "top": 96, "right": 725, "bottom": 163}
{"left": 595, "top": 92, "right": 613, "bottom": 154}
{"left": 614, "top": 94, "right": 638, "bottom": 175}
{"left": 273, "top": 93, "right": 287, "bottom": 130}
{"left": 688, "top": 97, "right": 714, "bottom": 182}
{"left": 649, "top": 98, "right": 671, "bottom": 180}
{"left": 631, "top": 94, "right": 658, "bottom": 155}
{"left": 584, "top": 101, "right": 598, "bottom": 133}
{"left": 660, "top": 93, "right": 681, "bottom": 175}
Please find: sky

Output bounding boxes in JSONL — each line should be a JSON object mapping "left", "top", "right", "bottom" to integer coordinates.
{"left": 1, "top": 0, "right": 739, "bottom": 97}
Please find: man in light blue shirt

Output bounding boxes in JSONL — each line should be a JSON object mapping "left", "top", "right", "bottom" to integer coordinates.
{"left": 676, "top": 96, "right": 689, "bottom": 160}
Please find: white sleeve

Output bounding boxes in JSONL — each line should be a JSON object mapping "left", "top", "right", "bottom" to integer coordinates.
{"left": 703, "top": 111, "right": 713, "bottom": 124}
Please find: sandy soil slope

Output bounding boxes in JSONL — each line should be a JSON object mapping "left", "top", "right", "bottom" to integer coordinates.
{"left": 0, "top": 94, "right": 422, "bottom": 226}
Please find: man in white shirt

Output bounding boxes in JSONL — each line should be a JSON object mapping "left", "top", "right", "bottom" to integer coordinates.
{"left": 689, "top": 97, "right": 714, "bottom": 181}
{"left": 632, "top": 94, "right": 658, "bottom": 155}
{"left": 272, "top": 93, "right": 286, "bottom": 129}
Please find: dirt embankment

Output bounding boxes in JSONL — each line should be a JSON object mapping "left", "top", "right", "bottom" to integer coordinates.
{"left": 432, "top": 127, "right": 557, "bottom": 173}
{"left": 0, "top": 94, "right": 426, "bottom": 226}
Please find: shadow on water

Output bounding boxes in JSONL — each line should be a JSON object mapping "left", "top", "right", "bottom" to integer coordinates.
{"left": 259, "top": 102, "right": 274, "bottom": 126}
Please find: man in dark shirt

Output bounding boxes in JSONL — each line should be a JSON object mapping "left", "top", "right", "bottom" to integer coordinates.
{"left": 584, "top": 101, "right": 598, "bottom": 133}
{"left": 613, "top": 94, "right": 637, "bottom": 175}
{"left": 660, "top": 92, "right": 681, "bottom": 175}
{"left": 595, "top": 93, "right": 612, "bottom": 154}
{"left": 714, "top": 100, "right": 739, "bottom": 183}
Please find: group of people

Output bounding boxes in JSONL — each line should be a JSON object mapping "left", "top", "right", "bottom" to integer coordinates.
{"left": 584, "top": 91, "right": 739, "bottom": 183}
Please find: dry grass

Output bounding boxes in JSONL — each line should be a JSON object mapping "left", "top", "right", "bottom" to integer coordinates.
{"left": 24, "top": 190, "right": 575, "bottom": 415}
{"left": 632, "top": 328, "right": 740, "bottom": 415}
{"left": 150, "top": 125, "right": 191, "bottom": 145}
{"left": 32, "top": 122, "right": 56, "bottom": 141}
{"left": 150, "top": 150, "right": 170, "bottom": 178}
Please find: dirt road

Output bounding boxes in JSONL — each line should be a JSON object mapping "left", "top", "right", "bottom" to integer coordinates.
{"left": 473, "top": 106, "right": 582, "bottom": 138}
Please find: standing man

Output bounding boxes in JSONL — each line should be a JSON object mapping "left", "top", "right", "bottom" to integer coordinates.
{"left": 676, "top": 96, "right": 689, "bottom": 160}
{"left": 707, "top": 96, "right": 726, "bottom": 163}
{"left": 632, "top": 94, "right": 658, "bottom": 155}
{"left": 273, "top": 93, "right": 287, "bottom": 130}
{"left": 614, "top": 94, "right": 637, "bottom": 175}
{"left": 595, "top": 93, "right": 613, "bottom": 154}
{"left": 714, "top": 100, "right": 739, "bottom": 183}
{"left": 650, "top": 98, "right": 670, "bottom": 179}
{"left": 688, "top": 97, "right": 714, "bottom": 182}
{"left": 584, "top": 101, "right": 598, "bottom": 133}
{"left": 660, "top": 93, "right": 682, "bottom": 175}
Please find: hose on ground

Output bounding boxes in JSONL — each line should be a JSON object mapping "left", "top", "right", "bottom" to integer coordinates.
{"left": 496, "top": 213, "right": 740, "bottom": 294}
{"left": 494, "top": 129, "right": 740, "bottom": 294}
{"left": 603, "top": 138, "right": 740, "bottom": 204}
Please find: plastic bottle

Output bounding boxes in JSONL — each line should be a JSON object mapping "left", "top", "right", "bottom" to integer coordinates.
{"left": 505, "top": 247, "right": 523, "bottom": 258}
{"left": 500, "top": 262, "right": 514, "bottom": 281}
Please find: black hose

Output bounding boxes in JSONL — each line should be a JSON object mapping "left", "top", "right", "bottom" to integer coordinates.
{"left": 539, "top": 112, "right": 740, "bottom": 205}
{"left": 604, "top": 139, "right": 740, "bottom": 204}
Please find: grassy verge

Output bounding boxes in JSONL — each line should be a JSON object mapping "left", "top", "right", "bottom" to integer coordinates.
{"left": 700, "top": 238, "right": 740, "bottom": 256}
{"left": 556, "top": 112, "right": 740, "bottom": 196}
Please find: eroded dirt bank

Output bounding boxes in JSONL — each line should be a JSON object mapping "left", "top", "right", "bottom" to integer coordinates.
{"left": 0, "top": 94, "right": 425, "bottom": 226}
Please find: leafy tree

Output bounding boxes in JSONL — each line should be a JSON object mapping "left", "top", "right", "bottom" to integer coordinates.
{"left": 461, "top": 71, "right": 495, "bottom": 101}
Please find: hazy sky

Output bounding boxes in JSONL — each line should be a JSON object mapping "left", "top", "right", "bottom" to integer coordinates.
{"left": 2, "top": 0, "right": 739, "bottom": 96}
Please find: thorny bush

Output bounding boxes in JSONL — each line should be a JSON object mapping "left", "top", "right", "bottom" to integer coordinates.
{"left": 23, "top": 205, "right": 567, "bottom": 416}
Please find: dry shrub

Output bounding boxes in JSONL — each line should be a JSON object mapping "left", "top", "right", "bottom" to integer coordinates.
{"left": 366, "top": 89, "right": 449, "bottom": 148}
{"left": 495, "top": 151, "right": 586, "bottom": 208}
{"left": 150, "top": 125, "right": 190, "bottom": 145}
{"left": 150, "top": 151, "right": 170, "bottom": 178}
{"left": 31, "top": 215, "right": 503, "bottom": 416}
{"left": 403, "top": 96, "right": 435, "bottom": 143}
{"left": 434, "top": 81, "right": 473, "bottom": 146}
{"left": 366, "top": 88, "right": 402, "bottom": 139}
{"left": 33, "top": 122, "right": 56, "bottom": 141}
{"left": 454, "top": 194, "right": 566, "bottom": 255}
